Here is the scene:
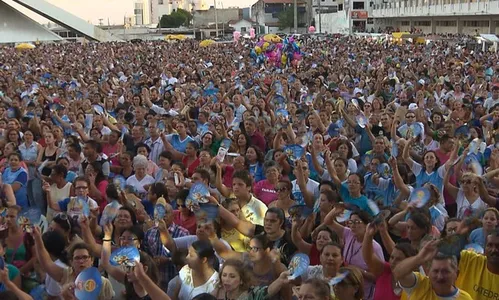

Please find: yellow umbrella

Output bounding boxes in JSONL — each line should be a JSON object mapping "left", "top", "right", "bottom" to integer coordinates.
{"left": 165, "top": 34, "right": 187, "bottom": 41}
{"left": 263, "top": 34, "right": 282, "bottom": 43}
{"left": 199, "top": 39, "right": 216, "bottom": 47}
{"left": 15, "top": 43, "right": 36, "bottom": 50}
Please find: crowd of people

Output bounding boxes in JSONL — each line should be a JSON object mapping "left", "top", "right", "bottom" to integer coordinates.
{"left": 0, "top": 34, "right": 497, "bottom": 300}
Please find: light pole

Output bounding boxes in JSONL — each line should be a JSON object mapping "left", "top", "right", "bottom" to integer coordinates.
{"left": 191, "top": 3, "right": 196, "bottom": 40}
{"left": 317, "top": 0, "right": 321, "bottom": 33}
{"left": 293, "top": 0, "right": 298, "bottom": 33}
{"left": 214, "top": 0, "right": 219, "bottom": 37}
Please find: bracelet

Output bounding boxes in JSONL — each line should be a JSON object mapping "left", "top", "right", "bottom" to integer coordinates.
{"left": 102, "top": 239, "right": 112, "bottom": 242}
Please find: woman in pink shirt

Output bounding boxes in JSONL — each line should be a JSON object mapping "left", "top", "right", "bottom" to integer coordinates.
{"left": 253, "top": 162, "right": 280, "bottom": 206}
{"left": 85, "top": 161, "right": 108, "bottom": 213}
{"left": 362, "top": 222, "right": 418, "bottom": 300}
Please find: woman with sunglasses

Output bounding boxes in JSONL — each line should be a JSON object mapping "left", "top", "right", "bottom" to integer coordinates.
{"left": 268, "top": 180, "right": 296, "bottom": 219}
{"left": 173, "top": 189, "right": 197, "bottom": 235}
{"left": 323, "top": 206, "right": 383, "bottom": 300}
{"left": 444, "top": 171, "right": 485, "bottom": 219}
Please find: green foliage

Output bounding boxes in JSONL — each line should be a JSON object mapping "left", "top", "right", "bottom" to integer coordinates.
{"left": 278, "top": 8, "right": 294, "bottom": 30}
{"left": 159, "top": 9, "right": 193, "bottom": 28}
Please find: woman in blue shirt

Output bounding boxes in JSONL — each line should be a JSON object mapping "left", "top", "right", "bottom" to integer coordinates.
{"left": 1, "top": 153, "right": 28, "bottom": 208}
{"left": 325, "top": 150, "right": 376, "bottom": 216}
{"left": 469, "top": 208, "right": 499, "bottom": 247}
{"left": 246, "top": 146, "right": 265, "bottom": 183}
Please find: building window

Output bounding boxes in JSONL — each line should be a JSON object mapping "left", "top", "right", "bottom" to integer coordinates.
{"left": 436, "top": 20, "right": 456, "bottom": 26}
{"left": 241, "top": 26, "right": 247, "bottom": 32}
{"left": 367, "top": 18, "right": 374, "bottom": 24}
{"left": 401, "top": 21, "right": 410, "bottom": 26}
{"left": 415, "top": 21, "right": 430, "bottom": 26}
{"left": 338, "top": 3, "right": 343, "bottom": 10}
{"left": 159, "top": 0, "right": 163, "bottom": 3}
{"left": 464, "top": 20, "right": 489, "bottom": 27}
{"left": 353, "top": 2, "right": 365, "bottom": 9}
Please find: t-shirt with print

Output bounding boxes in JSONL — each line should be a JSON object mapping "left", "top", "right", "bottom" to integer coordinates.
{"left": 456, "top": 250, "right": 499, "bottom": 300}
{"left": 254, "top": 225, "right": 296, "bottom": 266}
{"left": 401, "top": 272, "right": 472, "bottom": 300}
{"left": 58, "top": 196, "right": 98, "bottom": 219}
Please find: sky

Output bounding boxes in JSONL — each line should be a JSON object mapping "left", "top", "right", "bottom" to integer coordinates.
{"left": 5, "top": 0, "right": 254, "bottom": 25}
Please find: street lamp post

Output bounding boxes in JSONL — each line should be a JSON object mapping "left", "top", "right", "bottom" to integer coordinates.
{"left": 214, "top": 0, "right": 219, "bottom": 37}
{"left": 293, "top": 0, "right": 298, "bottom": 33}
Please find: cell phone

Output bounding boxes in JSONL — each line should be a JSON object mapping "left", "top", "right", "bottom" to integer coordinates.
{"left": 174, "top": 173, "right": 180, "bottom": 186}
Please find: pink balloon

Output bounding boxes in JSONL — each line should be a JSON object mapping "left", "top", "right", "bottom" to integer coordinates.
{"left": 233, "top": 31, "right": 241, "bottom": 42}
{"left": 250, "top": 28, "right": 255, "bottom": 39}
{"left": 293, "top": 53, "right": 302, "bottom": 60}
{"left": 308, "top": 26, "right": 316, "bottom": 33}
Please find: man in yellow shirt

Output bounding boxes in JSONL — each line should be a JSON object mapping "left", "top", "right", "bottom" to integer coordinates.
{"left": 456, "top": 230, "right": 499, "bottom": 300}
{"left": 393, "top": 240, "right": 472, "bottom": 300}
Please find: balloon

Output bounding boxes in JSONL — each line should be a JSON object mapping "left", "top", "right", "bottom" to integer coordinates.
{"left": 308, "top": 26, "right": 316, "bottom": 33}
{"left": 281, "top": 54, "right": 287, "bottom": 65}
{"left": 250, "top": 49, "right": 257, "bottom": 59}
{"left": 289, "top": 37, "right": 294, "bottom": 43}
{"left": 293, "top": 53, "right": 302, "bottom": 60}
{"left": 233, "top": 31, "right": 241, "bottom": 42}
{"left": 263, "top": 42, "right": 270, "bottom": 51}
{"left": 255, "top": 46, "right": 262, "bottom": 55}
{"left": 250, "top": 28, "right": 255, "bottom": 39}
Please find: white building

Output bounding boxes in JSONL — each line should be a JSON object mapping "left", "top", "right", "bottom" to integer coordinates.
{"left": 134, "top": 0, "right": 150, "bottom": 25}
{"left": 371, "top": 0, "right": 499, "bottom": 34}
{"left": 149, "top": 0, "right": 207, "bottom": 24}
{"left": 319, "top": 0, "right": 499, "bottom": 34}
{"left": 229, "top": 18, "right": 257, "bottom": 33}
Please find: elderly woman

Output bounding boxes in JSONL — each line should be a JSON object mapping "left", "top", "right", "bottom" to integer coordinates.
{"left": 125, "top": 155, "right": 155, "bottom": 196}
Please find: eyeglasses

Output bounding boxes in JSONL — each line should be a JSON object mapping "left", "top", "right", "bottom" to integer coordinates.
{"left": 73, "top": 255, "right": 91, "bottom": 262}
{"left": 75, "top": 186, "right": 88, "bottom": 190}
{"left": 461, "top": 180, "right": 475, "bottom": 185}
{"left": 275, "top": 187, "right": 288, "bottom": 192}
{"left": 119, "top": 236, "right": 138, "bottom": 242}
{"left": 346, "top": 220, "right": 363, "bottom": 225}
{"left": 406, "top": 115, "right": 416, "bottom": 119}
{"left": 249, "top": 246, "right": 261, "bottom": 252}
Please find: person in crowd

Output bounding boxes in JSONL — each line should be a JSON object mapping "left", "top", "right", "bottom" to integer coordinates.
{"left": 393, "top": 240, "right": 472, "bottom": 299}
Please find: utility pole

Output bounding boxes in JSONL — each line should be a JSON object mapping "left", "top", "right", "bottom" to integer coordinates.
{"left": 317, "top": 0, "right": 321, "bottom": 33}
{"left": 214, "top": 0, "right": 219, "bottom": 37}
{"left": 293, "top": 0, "right": 298, "bottom": 33}
{"left": 191, "top": 3, "right": 196, "bottom": 40}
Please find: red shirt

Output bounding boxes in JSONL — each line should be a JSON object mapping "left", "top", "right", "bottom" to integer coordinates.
{"left": 182, "top": 157, "right": 200, "bottom": 178}
{"left": 250, "top": 131, "right": 266, "bottom": 152}
{"left": 173, "top": 210, "right": 197, "bottom": 235}
{"left": 373, "top": 262, "right": 403, "bottom": 300}
{"left": 309, "top": 244, "right": 320, "bottom": 266}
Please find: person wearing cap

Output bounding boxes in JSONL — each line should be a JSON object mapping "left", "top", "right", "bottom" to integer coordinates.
{"left": 394, "top": 240, "right": 472, "bottom": 300}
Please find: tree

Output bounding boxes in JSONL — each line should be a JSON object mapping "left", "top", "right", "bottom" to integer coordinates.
{"left": 278, "top": 8, "right": 294, "bottom": 30}
{"left": 176, "top": 8, "right": 193, "bottom": 26}
{"left": 159, "top": 9, "right": 193, "bottom": 28}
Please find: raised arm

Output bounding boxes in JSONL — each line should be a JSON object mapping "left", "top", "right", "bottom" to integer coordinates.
{"left": 389, "top": 157, "right": 410, "bottom": 196}
{"left": 214, "top": 163, "right": 231, "bottom": 198}
{"left": 210, "top": 196, "right": 256, "bottom": 237}
{"left": 294, "top": 160, "right": 314, "bottom": 208}
{"left": 291, "top": 218, "right": 312, "bottom": 255}
{"left": 135, "top": 262, "right": 172, "bottom": 300}
{"left": 362, "top": 223, "right": 385, "bottom": 278}
{"left": 402, "top": 137, "right": 415, "bottom": 170}
{"left": 393, "top": 240, "right": 438, "bottom": 288}
{"left": 322, "top": 206, "right": 345, "bottom": 240}
{"left": 101, "top": 223, "right": 126, "bottom": 283}
{"left": 33, "top": 227, "right": 65, "bottom": 283}
{"left": 0, "top": 268, "right": 32, "bottom": 300}
{"left": 324, "top": 150, "right": 342, "bottom": 188}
